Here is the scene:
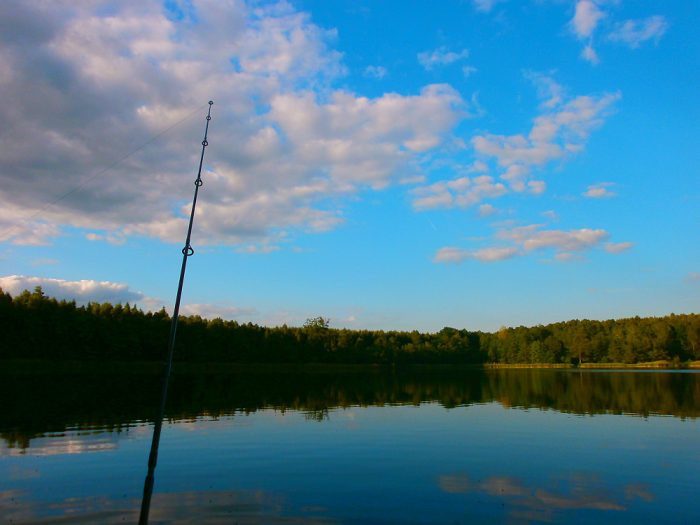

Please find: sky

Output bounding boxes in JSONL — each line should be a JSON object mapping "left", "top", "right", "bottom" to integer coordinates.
{"left": 0, "top": 0, "right": 698, "bottom": 332}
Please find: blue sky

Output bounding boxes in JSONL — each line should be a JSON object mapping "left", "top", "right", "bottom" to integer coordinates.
{"left": 0, "top": 0, "right": 697, "bottom": 332}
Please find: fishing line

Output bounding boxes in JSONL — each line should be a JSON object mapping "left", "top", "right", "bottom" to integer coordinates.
{"left": 0, "top": 102, "right": 208, "bottom": 242}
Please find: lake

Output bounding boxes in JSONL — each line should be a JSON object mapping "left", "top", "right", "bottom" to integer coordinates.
{"left": 1, "top": 366, "right": 699, "bottom": 524}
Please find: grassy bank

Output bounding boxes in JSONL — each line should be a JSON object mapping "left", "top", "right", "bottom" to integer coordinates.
{"left": 580, "top": 360, "right": 695, "bottom": 369}
{"left": 488, "top": 360, "right": 699, "bottom": 369}
{"left": 484, "top": 363, "right": 571, "bottom": 369}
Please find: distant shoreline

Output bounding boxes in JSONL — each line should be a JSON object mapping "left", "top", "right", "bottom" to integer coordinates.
{"left": 1, "top": 359, "right": 699, "bottom": 375}
{"left": 485, "top": 360, "right": 700, "bottom": 369}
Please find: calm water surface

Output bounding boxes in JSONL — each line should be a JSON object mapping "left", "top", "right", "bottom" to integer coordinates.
{"left": 1, "top": 368, "right": 699, "bottom": 524}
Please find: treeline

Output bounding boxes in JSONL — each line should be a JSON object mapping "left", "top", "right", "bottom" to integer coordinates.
{"left": 1, "top": 286, "right": 699, "bottom": 365}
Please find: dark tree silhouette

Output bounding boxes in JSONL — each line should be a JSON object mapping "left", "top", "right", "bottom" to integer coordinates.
{"left": 0, "top": 286, "right": 698, "bottom": 366}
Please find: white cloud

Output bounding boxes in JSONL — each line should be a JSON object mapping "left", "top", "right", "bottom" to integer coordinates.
{"left": 468, "top": 160, "right": 489, "bottom": 173}
{"left": 268, "top": 84, "right": 464, "bottom": 157}
{"left": 583, "top": 182, "right": 616, "bottom": 198}
{"left": 472, "top": 0, "right": 504, "bottom": 13}
{"left": 0, "top": 1, "right": 466, "bottom": 248}
{"left": 608, "top": 16, "right": 668, "bottom": 49}
{"left": 498, "top": 224, "right": 608, "bottom": 252}
{"left": 399, "top": 174, "right": 426, "bottom": 185}
{"left": 0, "top": 274, "right": 146, "bottom": 304}
{"left": 434, "top": 223, "right": 615, "bottom": 265}
{"left": 569, "top": 5, "right": 667, "bottom": 62}
{"left": 434, "top": 247, "right": 469, "bottom": 264}
{"left": 411, "top": 175, "right": 507, "bottom": 211}
{"left": 472, "top": 246, "right": 518, "bottom": 261}
{"left": 524, "top": 71, "right": 565, "bottom": 109}
{"left": 528, "top": 180, "right": 546, "bottom": 194}
{"left": 236, "top": 242, "right": 281, "bottom": 254}
{"left": 235, "top": 2, "right": 347, "bottom": 81}
{"left": 418, "top": 47, "right": 469, "bottom": 70}
{"left": 555, "top": 252, "right": 585, "bottom": 262}
{"left": 180, "top": 303, "right": 257, "bottom": 319}
{"left": 604, "top": 241, "right": 633, "bottom": 253}
{"left": 581, "top": 43, "right": 599, "bottom": 64}
{"left": 462, "top": 66, "right": 478, "bottom": 78}
{"left": 568, "top": 1, "right": 605, "bottom": 65}
{"left": 478, "top": 203, "right": 498, "bottom": 217}
{"left": 433, "top": 246, "right": 517, "bottom": 264}
{"left": 411, "top": 74, "right": 618, "bottom": 211}
{"left": 86, "top": 232, "right": 127, "bottom": 245}
{"left": 31, "top": 258, "right": 59, "bottom": 267}
{"left": 364, "top": 65, "right": 387, "bottom": 79}
{"left": 473, "top": 79, "right": 620, "bottom": 191}
{"left": 0, "top": 274, "right": 260, "bottom": 320}
{"left": 571, "top": 1, "right": 605, "bottom": 39}
{"left": 0, "top": 207, "right": 61, "bottom": 245}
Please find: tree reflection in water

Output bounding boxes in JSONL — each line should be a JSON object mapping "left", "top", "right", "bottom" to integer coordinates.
{"left": 2, "top": 367, "right": 698, "bottom": 449}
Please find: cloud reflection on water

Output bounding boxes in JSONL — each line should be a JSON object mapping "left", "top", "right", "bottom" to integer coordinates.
{"left": 1, "top": 489, "right": 337, "bottom": 525}
{"left": 437, "top": 471, "right": 648, "bottom": 521}
{"left": 2, "top": 438, "right": 118, "bottom": 457}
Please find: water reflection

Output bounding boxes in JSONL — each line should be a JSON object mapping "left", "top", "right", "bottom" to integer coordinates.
{"left": 2, "top": 488, "right": 337, "bottom": 525}
{"left": 1, "top": 435, "right": 118, "bottom": 457}
{"left": 1, "top": 368, "right": 698, "bottom": 450}
{"left": 438, "top": 472, "right": 635, "bottom": 522}
{"left": 1, "top": 397, "right": 698, "bottom": 524}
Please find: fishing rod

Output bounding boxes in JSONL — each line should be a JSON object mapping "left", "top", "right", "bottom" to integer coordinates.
{"left": 138, "top": 100, "right": 213, "bottom": 525}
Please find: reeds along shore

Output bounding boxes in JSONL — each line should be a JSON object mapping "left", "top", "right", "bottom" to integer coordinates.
{"left": 486, "top": 361, "right": 700, "bottom": 369}
{"left": 1, "top": 287, "right": 700, "bottom": 366}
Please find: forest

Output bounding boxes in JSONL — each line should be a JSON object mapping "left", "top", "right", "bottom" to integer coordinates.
{"left": 1, "top": 286, "right": 699, "bottom": 365}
